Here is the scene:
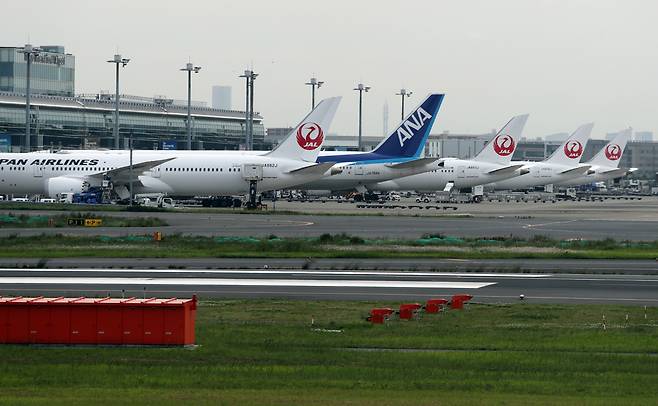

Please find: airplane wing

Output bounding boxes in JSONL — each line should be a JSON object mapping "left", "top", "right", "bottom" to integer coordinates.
{"left": 487, "top": 164, "right": 525, "bottom": 175}
{"left": 89, "top": 157, "right": 176, "bottom": 182}
{"left": 601, "top": 167, "right": 634, "bottom": 176}
{"left": 559, "top": 165, "right": 591, "bottom": 176}
{"left": 385, "top": 157, "right": 438, "bottom": 169}
{"left": 286, "top": 162, "right": 339, "bottom": 176}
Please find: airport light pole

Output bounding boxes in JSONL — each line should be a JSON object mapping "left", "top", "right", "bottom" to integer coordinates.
{"left": 20, "top": 44, "right": 41, "bottom": 152}
{"left": 395, "top": 88, "right": 412, "bottom": 120}
{"left": 239, "top": 70, "right": 252, "bottom": 150}
{"left": 249, "top": 70, "right": 258, "bottom": 150}
{"left": 353, "top": 83, "right": 371, "bottom": 151}
{"left": 305, "top": 77, "right": 324, "bottom": 110}
{"left": 107, "top": 54, "right": 130, "bottom": 149}
{"left": 129, "top": 135, "right": 134, "bottom": 206}
{"left": 240, "top": 69, "right": 258, "bottom": 150}
{"left": 180, "top": 63, "right": 201, "bottom": 150}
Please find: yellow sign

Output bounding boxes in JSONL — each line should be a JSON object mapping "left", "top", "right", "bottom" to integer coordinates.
{"left": 84, "top": 219, "right": 103, "bottom": 227}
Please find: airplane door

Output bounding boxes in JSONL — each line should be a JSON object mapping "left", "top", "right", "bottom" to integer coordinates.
{"left": 355, "top": 166, "right": 364, "bottom": 176}
{"left": 152, "top": 167, "right": 161, "bottom": 178}
{"left": 456, "top": 165, "right": 466, "bottom": 179}
{"left": 32, "top": 166, "right": 43, "bottom": 178}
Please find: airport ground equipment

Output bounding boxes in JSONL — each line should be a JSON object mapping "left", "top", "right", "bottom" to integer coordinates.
{"left": 367, "top": 308, "right": 395, "bottom": 324}
{"left": 399, "top": 303, "right": 423, "bottom": 320}
{"left": 450, "top": 294, "right": 473, "bottom": 310}
{"left": 425, "top": 298, "right": 449, "bottom": 313}
{"left": 0, "top": 296, "right": 197, "bottom": 346}
{"left": 367, "top": 296, "right": 472, "bottom": 324}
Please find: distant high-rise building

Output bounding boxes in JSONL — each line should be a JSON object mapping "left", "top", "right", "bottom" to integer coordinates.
{"left": 212, "top": 85, "right": 232, "bottom": 110}
{"left": 544, "top": 132, "right": 569, "bottom": 142}
{"left": 634, "top": 131, "right": 653, "bottom": 142}
{"left": 606, "top": 129, "right": 631, "bottom": 141}
{"left": 382, "top": 101, "right": 389, "bottom": 137}
{"left": 0, "top": 45, "right": 75, "bottom": 97}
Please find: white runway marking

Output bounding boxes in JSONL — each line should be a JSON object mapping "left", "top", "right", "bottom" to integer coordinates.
{"left": 0, "top": 269, "right": 550, "bottom": 278}
{"left": 0, "top": 277, "right": 495, "bottom": 290}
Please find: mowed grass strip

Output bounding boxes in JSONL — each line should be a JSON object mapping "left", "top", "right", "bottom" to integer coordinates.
{"left": 0, "top": 301, "right": 656, "bottom": 405}
{"left": 0, "top": 213, "right": 167, "bottom": 228}
{"left": 1, "top": 233, "right": 658, "bottom": 260}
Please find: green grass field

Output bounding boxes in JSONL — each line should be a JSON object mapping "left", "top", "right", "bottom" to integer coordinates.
{"left": 0, "top": 233, "right": 657, "bottom": 261}
{"left": 0, "top": 301, "right": 657, "bottom": 405}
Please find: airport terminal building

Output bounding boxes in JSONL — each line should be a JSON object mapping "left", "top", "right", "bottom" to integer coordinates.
{"left": 0, "top": 92, "right": 266, "bottom": 151}
{"left": 0, "top": 45, "right": 266, "bottom": 152}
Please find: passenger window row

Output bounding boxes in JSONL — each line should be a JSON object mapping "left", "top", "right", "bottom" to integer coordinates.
{"left": 164, "top": 167, "right": 240, "bottom": 173}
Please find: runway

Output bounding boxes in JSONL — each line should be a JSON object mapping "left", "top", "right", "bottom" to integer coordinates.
{"left": 1, "top": 268, "right": 656, "bottom": 305}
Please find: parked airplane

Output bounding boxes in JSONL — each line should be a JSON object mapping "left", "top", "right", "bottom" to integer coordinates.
{"left": 370, "top": 114, "right": 529, "bottom": 194}
{"left": 299, "top": 93, "right": 444, "bottom": 192}
{"left": 557, "top": 128, "right": 635, "bottom": 187}
{"left": 485, "top": 122, "right": 594, "bottom": 191}
{"left": 0, "top": 97, "right": 341, "bottom": 199}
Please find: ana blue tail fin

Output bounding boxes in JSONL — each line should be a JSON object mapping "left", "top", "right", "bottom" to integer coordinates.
{"left": 371, "top": 94, "right": 444, "bottom": 158}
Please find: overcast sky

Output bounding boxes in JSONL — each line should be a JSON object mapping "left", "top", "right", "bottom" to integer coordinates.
{"left": 7, "top": 0, "right": 658, "bottom": 139}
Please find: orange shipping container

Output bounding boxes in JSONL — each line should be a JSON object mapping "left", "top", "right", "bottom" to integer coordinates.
{"left": 0, "top": 296, "right": 197, "bottom": 346}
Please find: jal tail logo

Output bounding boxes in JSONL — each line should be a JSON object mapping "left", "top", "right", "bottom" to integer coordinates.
{"left": 564, "top": 140, "right": 583, "bottom": 159}
{"left": 296, "top": 122, "right": 324, "bottom": 151}
{"left": 397, "top": 107, "right": 433, "bottom": 147}
{"left": 492, "top": 134, "right": 515, "bottom": 156}
{"left": 604, "top": 144, "right": 621, "bottom": 160}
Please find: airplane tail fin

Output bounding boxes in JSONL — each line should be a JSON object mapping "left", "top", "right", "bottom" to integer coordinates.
{"left": 266, "top": 97, "right": 341, "bottom": 162}
{"left": 371, "top": 94, "right": 444, "bottom": 158}
{"left": 473, "top": 114, "right": 529, "bottom": 165}
{"left": 544, "top": 123, "right": 593, "bottom": 165}
{"left": 587, "top": 128, "right": 632, "bottom": 168}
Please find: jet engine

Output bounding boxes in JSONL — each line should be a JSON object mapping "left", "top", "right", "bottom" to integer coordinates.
{"left": 46, "top": 177, "right": 90, "bottom": 197}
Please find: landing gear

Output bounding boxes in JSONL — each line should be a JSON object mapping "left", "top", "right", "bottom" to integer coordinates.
{"left": 246, "top": 179, "right": 260, "bottom": 209}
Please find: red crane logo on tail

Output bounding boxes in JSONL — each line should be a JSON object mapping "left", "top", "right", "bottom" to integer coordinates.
{"left": 564, "top": 140, "right": 583, "bottom": 159}
{"left": 604, "top": 144, "right": 621, "bottom": 160}
{"left": 296, "top": 122, "right": 324, "bottom": 151}
{"left": 492, "top": 134, "right": 515, "bottom": 156}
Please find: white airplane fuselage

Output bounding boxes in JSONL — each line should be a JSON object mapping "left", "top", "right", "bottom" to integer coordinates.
{"left": 487, "top": 161, "right": 587, "bottom": 190}
{"left": 0, "top": 150, "right": 330, "bottom": 197}
{"left": 372, "top": 158, "right": 523, "bottom": 192}
{"left": 556, "top": 165, "right": 627, "bottom": 187}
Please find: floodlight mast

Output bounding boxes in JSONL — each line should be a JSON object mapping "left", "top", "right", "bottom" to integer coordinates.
{"left": 107, "top": 54, "right": 130, "bottom": 149}
{"left": 180, "top": 63, "right": 202, "bottom": 150}
{"left": 305, "top": 77, "right": 324, "bottom": 110}
{"left": 353, "top": 83, "right": 371, "bottom": 151}
{"left": 20, "top": 44, "right": 42, "bottom": 152}
{"left": 395, "top": 88, "right": 413, "bottom": 120}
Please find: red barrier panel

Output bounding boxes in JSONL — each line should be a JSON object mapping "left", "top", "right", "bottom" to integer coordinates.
{"left": 368, "top": 308, "right": 394, "bottom": 324}
{"left": 399, "top": 303, "right": 422, "bottom": 320}
{"left": 425, "top": 298, "right": 449, "bottom": 314}
{"left": 0, "top": 296, "right": 197, "bottom": 346}
{"left": 450, "top": 294, "right": 473, "bottom": 310}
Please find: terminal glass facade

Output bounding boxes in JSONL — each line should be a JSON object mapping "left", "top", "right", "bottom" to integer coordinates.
{"left": 0, "top": 93, "right": 266, "bottom": 151}
{"left": 0, "top": 46, "right": 75, "bottom": 97}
